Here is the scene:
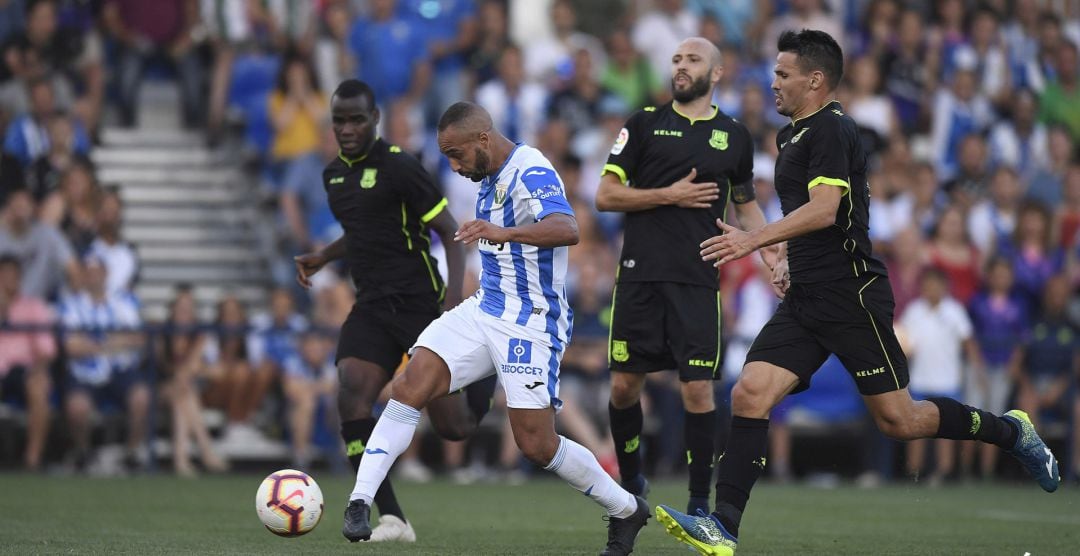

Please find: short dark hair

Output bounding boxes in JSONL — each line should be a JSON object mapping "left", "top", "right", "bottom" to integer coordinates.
{"left": 332, "top": 79, "right": 376, "bottom": 107}
{"left": 777, "top": 29, "right": 844, "bottom": 90}
{"left": 438, "top": 101, "right": 485, "bottom": 132}
{"left": 0, "top": 252, "right": 21, "bottom": 270}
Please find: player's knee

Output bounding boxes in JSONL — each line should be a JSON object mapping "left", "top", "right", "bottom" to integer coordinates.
{"left": 874, "top": 412, "right": 918, "bottom": 441}
{"left": 431, "top": 417, "right": 472, "bottom": 442}
{"left": 609, "top": 374, "right": 643, "bottom": 408}
{"left": 681, "top": 380, "right": 715, "bottom": 412}
{"left": 730, "top": 380, "right": 771, "bottom": 418}
{"left": 518, "top": 436, "right": 558, "bottom": 466}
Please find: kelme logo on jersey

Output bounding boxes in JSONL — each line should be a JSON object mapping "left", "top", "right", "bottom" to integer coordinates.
{"left": 790, "top": 127, "right": 810, "bottom": 144}
{"left": 329, "top": 176, "right": 344, "bottom": 185}
{"left": 360, "top": 168, "right": 377, "bottom": 188}
{"left": 493, "top": 182, "right": 509, "bottom": 207}
{"left": 709, "top": 129, "right": 729, "bottom": 150}
{"left": 508, "top": 338, "right": 532, "bottom": 364}
{"left": 611, "top": 340, "right": 629, "bottom": 362}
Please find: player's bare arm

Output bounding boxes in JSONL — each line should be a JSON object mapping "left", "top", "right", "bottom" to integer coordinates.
{"left": 595, "top": 168, "right": 719, "bottom": 212}
{"left": 454, "top": 212, "right": 579, "bottom": 248}
{"left": 426, "top": 209, "right": 466, "bottom": 309}
{"left": 700, "top": 182, "right": 844, "bottom": 266}
{"left": 293, "top": 235, "right": 348, "bottom": 288}
{"left": 731, "top": 195, "right": 781, "bottom": 270}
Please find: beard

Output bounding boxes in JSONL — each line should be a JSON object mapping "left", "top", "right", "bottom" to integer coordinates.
{"left": 461, "top": 147, "right": 490, "bottom": 182}
{"left": 671, "top": 72, "right": 712, "bottom": 103}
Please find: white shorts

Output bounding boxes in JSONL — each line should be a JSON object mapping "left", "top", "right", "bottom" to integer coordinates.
{"left": 412, "top": 296, "right": 563, "bottom": 411}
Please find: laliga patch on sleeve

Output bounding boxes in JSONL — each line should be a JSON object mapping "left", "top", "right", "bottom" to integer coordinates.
{"left": 610, "top": 128, "right": 629, "bottom": 155}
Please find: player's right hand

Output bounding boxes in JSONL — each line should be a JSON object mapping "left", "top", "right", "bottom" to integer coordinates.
{"left": 667, "top": 168, "right": 719, "bottom": 209}
{"left": 770, "top": 257, "right": 790, "bottom": 299}
{"left": 293, "top": 252, "right": 327, "bottom": 289}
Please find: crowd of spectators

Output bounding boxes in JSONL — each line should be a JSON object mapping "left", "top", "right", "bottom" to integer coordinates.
{"left": 0, "top": 0, "right": 1077, "bottom": 484}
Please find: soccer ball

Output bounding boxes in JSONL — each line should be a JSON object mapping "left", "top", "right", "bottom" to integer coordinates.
{"left": 255, "top": 469, "right": 324, "bottom": 537}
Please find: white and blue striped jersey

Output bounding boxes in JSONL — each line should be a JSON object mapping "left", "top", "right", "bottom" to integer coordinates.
{"left": 59, "top": 292, "right": 142, "bottom": 385}
{"left": 474, "top": 144, "right": 575, "bottom": 346}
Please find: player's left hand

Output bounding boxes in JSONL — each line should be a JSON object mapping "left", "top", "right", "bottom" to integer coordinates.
{"left": 454, "top": 219, "right": 511, "bottom": 245}
{"left": 701, "top": 219, "right": 759, "bottom": 266}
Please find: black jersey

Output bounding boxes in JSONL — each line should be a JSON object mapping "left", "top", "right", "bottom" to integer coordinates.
{"left": 603, "top": 103, "right": 755, "bottom": 287}
{"left": 323, "top": 138, "right": 448, "bottom": 305}
{"left": 774, "top": 100, "right": 887, "bottom": 283}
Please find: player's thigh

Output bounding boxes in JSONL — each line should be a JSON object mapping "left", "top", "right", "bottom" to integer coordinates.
{"left": 608, "top": 281, "right": 675, "bottom": 373}
{"left": 480, "top": 313, "right": 563, "bottom": 412}
{"left": 412, "top": 297, "right": 495, "bottom": 397}
{"left": 660, "top": 282, "right": 722, "bottom": 382}
{"left": 744, "top": 299, "right": 829, "bottom": 394}
{"left": 335, "top": 304, "right": 404, "bottom": 380}
{"left": 812, "top": 276, "right": 910, "bottom": 396}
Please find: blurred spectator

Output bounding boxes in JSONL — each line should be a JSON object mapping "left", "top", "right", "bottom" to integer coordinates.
{"left": 399, "top": 0, "right": 478, "bottom": 127}
{"left": 467, "top": 0, "right": 510, "bottom": 86}
{"left": 688, "top": 0, "right": 760, "bottom": 50}
{"left": 546, "top": 47, "right": 621, "bottom": 140}
{"left": 966, "top": 256, "right": 1027, "bottom": 478}
{"left": 885, "top": 227, "right": 924, "bottom": 316}
{"left": 1003, "top": 0, "right": 1042, "bottom": 89}
{"left": 281, "top": 328, "right": 336, "bottom": 468}
{"left": 709, "top": 45, "right": 743, "bottom": 118}
{"left": 600, "top": 28, "right": 663, "bottom": 111}
{"left": 926, "top": 205, "right": 981, "bottom": 306}
{"left": 1028, "top": 125, "right": 1074, "bottom": 207}
{"left": 930, "top": 66, "right": 994, "bottom": 182}
{"left": 1016, "top": 11, "right": 1066, "bottom": 93}
{"left": 930, "top": 0, "right": 967, "bottom": 78}
{"left": 999, "top": 201, "right": 1064, "bottom": 313}
{"left": 881, "top": 9, "right": 940, "bottom": 134}
{"left": 157, "top": 284, "right": 227, "bottom": 475}
{"left": 988, "top": 89, "right": 1049, "bottom": 182}
{"left": 3, "top": 76, "right": 90, "bottom": 166}
{"left": 280, "top": 126, "right": 341, "bottom": 255}
{"left": 525, "top": 0, "right": 605, "bottom": 87}
{"left": 1057, "top": 164, "right": 1080, "bottom": 252}
{"left": 968, "top": 166, "right": 1022, "bottom": 256}
{"left": 267, "top": 55, "right": 326, "bottom": 190}
{"left": 846, "top": 54, "right": 898, "bottom": 150}
{"left": 899, "top": 267, "right": 981, "bottom": 485}
{"left": 26, "top": 110, "right": 89, "bottom": 202}
{"left": 313, "top": 0, "right": 356, "bottom": 93}
{"left": 0, "top": 0, "right": 103, "bottom": 131}
{"left": 1015, "top": 275, "right": 1077, "bottom": 428}
{"left": 941, "top": 133, "right": 992, "bottom": 209}
{"left": 0, "top": 0, "right": 24, "bottom": 45}
{"left": 632, "top": 0, "right": 697, "bottom": 80}
{"left": 475, "top": 44, "right": 546, "bottom": 145}
{"left": 761, "top": 0, "right": 842, "bottom": 65}
{"left": 851, "top": 0, "right": 898, "bottom": 58}
{"left": 1038, "top": 40, "right": 1080, "bottom": 142}
{"left": 59, "top": 255, "right": 148, "bottom": 471}
{"left": 0, "top": 188, "right": 78, "bottom": 301}
{"left": 86, "top": 188, "right": 138, "bottom": 298}
{"left": 101, "top": 0, "right": 204, "bottom": 128}
{"left": 40, "top": 160, "right": 98, "bottom": 254}
{"left": 0, "top": 253, "right": 55, "bottom": 470}
{"left": 202, "top": 293, "right": 256, "bottom": 441}
{"left": 242, "top": 286, "right": 307, "bottom": 443}
{"left": 348, "top": 0, "right": 430, "bottom": 111}
{"left": 952, "top": 6, "right": 1009, "bottom": 106}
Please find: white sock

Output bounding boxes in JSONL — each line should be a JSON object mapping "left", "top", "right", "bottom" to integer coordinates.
{"left": 349, "top": 400, "right": 421, "bottom": 503}
{"left": 544, "top": 436, "right": 637, "bottom": 518}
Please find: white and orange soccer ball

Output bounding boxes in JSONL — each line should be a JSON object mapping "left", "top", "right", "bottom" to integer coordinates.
{"left": 255, "top": 469, "right": 324, "bottom": 537}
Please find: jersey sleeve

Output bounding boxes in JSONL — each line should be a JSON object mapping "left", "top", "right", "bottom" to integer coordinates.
{"left": 805, "top": 119, "right": 852, "bottom": 193}
{"left": 730, "top": 123, "right": 756, "bottom": 204}
{"left": 519, "top": 165, "right": 574, "bottom": 220}
{"left": 395, "top": 150, "right": 449, "bottom": 224}
{"left": 602, "top": 110, "right": 648, "bottom": 185}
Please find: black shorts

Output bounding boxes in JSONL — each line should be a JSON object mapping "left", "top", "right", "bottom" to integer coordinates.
{"left": 745, "top": 274, "right": 909, "bottom": 395}
{"left": 608, "top": 281, "right": 720, "bottom": 381}
{"left": 336, "top": 301, "right": 441, "bottom": 376}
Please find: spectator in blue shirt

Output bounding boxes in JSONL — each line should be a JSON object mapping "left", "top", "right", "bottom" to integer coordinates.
{"left": 398, "top": 0, "right": 477, "bottom": 128}
{"left": 1016, "top": 275, "right": 1077, "bottom": 428}
{"left": 348, "top": 0, "right": 430, "bottom": 112}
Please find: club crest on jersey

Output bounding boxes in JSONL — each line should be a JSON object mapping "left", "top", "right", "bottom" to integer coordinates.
{"left": 611, "top": 128, "right": 629, "bottom": 155}
{"left": 709, "top": 130, "right": 729, "bottom": 150}
{"left": 360, "top": 168, "right": 377, "bottom": 188}
{"left": 790, "top": 127, "right": 810, "bottom": 144}
{"left": 493, "top": 182, "right": 509, "bottom": 207}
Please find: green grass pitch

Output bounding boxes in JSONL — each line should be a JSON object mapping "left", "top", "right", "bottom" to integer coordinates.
{"left": 2, "top": 473, "right": 1077, "bottom": 554}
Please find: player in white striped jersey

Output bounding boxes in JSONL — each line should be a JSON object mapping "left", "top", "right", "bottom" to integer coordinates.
{"left": 344, "top": 102, "right": 649, "bottom": 555}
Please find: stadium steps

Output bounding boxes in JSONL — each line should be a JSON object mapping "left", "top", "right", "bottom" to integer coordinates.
{"left": 92, "top": 86, "right": 273, "bottom": 322}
